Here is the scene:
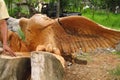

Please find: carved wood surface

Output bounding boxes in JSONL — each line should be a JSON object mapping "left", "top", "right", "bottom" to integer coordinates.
{"left": 0, "top": 51, "right": 65, "bottom": 80}
{"left": 31, "top": 51, "right": 65, "bottom": 80}
{"left": 0, "top": 53, "right": 31, "bottom": 80}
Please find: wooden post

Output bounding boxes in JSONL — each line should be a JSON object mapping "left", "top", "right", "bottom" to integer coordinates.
{"left": 31, "top": 51, "right": 65, "bottom": 80}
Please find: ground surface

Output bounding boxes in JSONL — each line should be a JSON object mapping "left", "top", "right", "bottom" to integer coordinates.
{"left": 64, "top": 53, "right": 120, "bottom": 80}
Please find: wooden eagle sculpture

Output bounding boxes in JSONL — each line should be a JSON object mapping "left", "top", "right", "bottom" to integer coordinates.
{"left": 0, "top": 14, "right": 120, "bottom": 59}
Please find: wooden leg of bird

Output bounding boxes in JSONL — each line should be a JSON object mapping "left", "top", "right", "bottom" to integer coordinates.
{"left": 36, "top": 45, "right": 45, "bottom": 51}
{"left": 36, "top": 44, "right": 61, "bottom": 56}
{"left": 53, "top": 47, "right": 61, "bottom": 55}
{"left": 45, "top": 44, "right": 53, "bottom": 52}
{"left": 46, "top": 44, "right": 61, "bottom": 55}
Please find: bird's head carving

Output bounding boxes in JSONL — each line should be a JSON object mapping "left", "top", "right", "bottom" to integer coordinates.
{"left": 19, "top": 14, "right": 54, "bottom": 34}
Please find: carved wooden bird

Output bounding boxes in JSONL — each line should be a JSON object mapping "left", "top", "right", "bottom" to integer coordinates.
{"left": 18, "top": 14, "right": 120, "bottom": 58}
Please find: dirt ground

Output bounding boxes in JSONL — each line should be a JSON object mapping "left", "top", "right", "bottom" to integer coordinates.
{"left": 64, "top": 53, "right": 120, "bottom": 80}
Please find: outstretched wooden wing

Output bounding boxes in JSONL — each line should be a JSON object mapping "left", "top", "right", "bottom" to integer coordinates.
{"left": 52, "top": 16, "right": 120, "bottom": 55}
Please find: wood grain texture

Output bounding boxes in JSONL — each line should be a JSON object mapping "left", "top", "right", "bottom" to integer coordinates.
{"left": 0, "top": 53, "right": 31, "bottom": 80}
{"left": 31, "top": 51, "right": 65, "bottom": 80}
{"left": 54, "top": 16, "right": 120, "bottom": 54}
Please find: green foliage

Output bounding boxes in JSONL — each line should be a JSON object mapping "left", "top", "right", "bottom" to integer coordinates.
{"left": 18, "top": 29, "right": 25, "bottom": 41}
{"left": 105, "top": 0, "right": 120, "bottom": 12}
{"left": 4, "top": 0, "right": 120, "bottom": 30}
{"left": 48, "top": 0, "right": 82, "bottom": 13}
{"left": 83, "top": 11, "right": 120, "bottom": 30}
{"left": 82, "top": 8, "right": 91, "bottom": 14}
{"left": 61, "top": 0, "right": 82, "bottom": 12}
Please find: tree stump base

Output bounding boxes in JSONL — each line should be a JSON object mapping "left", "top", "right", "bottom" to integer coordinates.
{"left": 0, "top": 51, "right": 65, "bottom": 80}
{"left": 0, "top": 53, "right": 31, "bottom": 80}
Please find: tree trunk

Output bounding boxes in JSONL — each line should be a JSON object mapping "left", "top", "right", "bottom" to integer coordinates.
{"left": 56, "top": 0, "right": 60, "bottom": 18}
{"left": 0, "top": 51, "right": 65, "bottom": 80}
{"left": 0, "top": 52, "right": 31, "bottom": 80}
{"left": 31, "top": 51, "right": 65, "bottom": 80}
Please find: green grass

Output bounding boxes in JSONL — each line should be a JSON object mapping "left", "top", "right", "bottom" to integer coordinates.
{"left": 109, "top": 65, "right": 120, "bottom": 76}
{"left": 83, "top": 12, "right": 120, "bottom": 30}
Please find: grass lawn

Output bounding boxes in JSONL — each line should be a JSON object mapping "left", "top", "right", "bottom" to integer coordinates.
{"left": 83, "top": 12, "right": 120, "bottom": 30}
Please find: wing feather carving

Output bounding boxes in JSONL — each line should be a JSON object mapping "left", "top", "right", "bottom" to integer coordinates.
{"left": 51, "top": 16, "right": 120, "bottom": 55}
